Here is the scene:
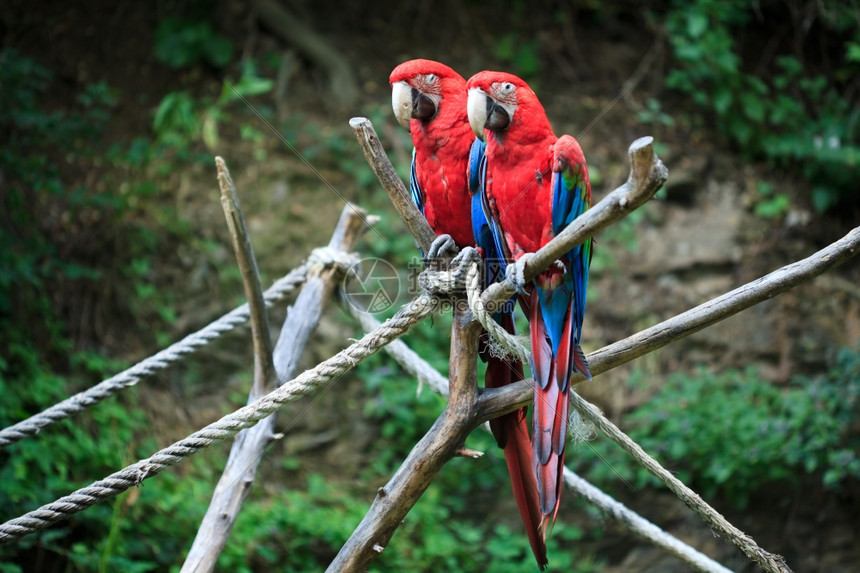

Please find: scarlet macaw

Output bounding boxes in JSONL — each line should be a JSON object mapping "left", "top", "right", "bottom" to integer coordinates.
{"left": 466, "top": 71, "right": 593, "bottom": 529}
{"left": 390, "top": 60, "right": 547, "bottom": 569}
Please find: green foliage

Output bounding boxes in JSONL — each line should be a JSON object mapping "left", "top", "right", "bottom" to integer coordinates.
{"left": 153, "top": 60, "right": 273, "bottom": 153}
{"left": 664, "top": 0, "right": 860, "bottom": 212}
{"left": 576, "top": 345, "right": 860, "bottom": 507}
{"left": 0, "top": 343, "right": 213, "bottom": 571}
{"left": 753, "top": 181, "right": 790, "bottom": 219}
{"left": 495, "top": 32, "right": 541, "bottom": 80}
{"left": 153, "top": 17, "right": 233, "bottom": 69}
{"left": 216, "top": 469, "right": 598, "bottom": 572}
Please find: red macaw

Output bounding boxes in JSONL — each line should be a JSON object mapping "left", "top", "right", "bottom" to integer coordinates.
{"left": 390, "top": 60, "right": 547, "bottom": 569}
{"left": 466, "top": 71, "right": 593, "bottom": 530}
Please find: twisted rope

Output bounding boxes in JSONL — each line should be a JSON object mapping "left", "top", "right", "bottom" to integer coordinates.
{"left": 306, "top": 246, "right": 361, "bottom": 273}
{"left": 0, "top": 293, "right": 439, "bottom": 545}
{"left": 0, "top": 267, "right": 308, "bottom": 448}
{"left": 345, "top": 296, "right": 732, "bottom": 573}
{"left": 561, "top": 468, "right": 733, "bottom": 573}
{"left": 417, "top": 251, "right": 530, "bottom": 364}
{"left": 568, "top": 391, "right": 792, "bottom": 573}
{"left": 464, "top": 262, "right": 530, "bottom": 363}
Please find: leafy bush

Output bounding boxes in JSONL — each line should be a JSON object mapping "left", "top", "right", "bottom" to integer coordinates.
{"left": 664, "top": 0, "right": 860, "bottom": 212}
{"left": 576, "top": 344, "right": 860, "bottom": 507}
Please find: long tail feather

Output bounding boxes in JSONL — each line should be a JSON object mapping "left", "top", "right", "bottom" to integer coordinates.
{"left": 529, "top": 289, "right": 577, "bottom": 522}
{"left": 485, "top": 314, "right": 547, "bottom": 569}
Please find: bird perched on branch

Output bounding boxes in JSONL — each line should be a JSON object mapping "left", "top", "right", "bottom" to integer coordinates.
{"left": 466, "top": 71, "right": 593, "bottom": 534}
{"left": 390, "top": 59, "right": 547, "bottom": 569}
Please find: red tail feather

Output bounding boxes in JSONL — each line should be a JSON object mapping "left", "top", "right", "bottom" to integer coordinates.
{"left": 529, "top": 289, "right": 573, "bottom": 522}
{"left": 484, "top": 314, "right": 548, "bottom": 569}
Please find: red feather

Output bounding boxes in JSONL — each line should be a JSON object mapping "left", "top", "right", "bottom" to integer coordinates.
{"left": 483, "top": 314, "right": 547, "bottom": 569}
{"left": 389, "top": 60, "right": 475, "bottom": 248}
{"left": 392, "top": 61, "right": 548, "bottom": 569}
{"left": 466, "top": 71, "right": 593, "bottom": 534}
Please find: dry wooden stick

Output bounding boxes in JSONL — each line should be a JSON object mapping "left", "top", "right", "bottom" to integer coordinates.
{"left": 482, "top": 135, "right": 667, "bottom": 305}
{"left": 216, "top": 156, "right": 277, "bottom": 399}
{"left": 479, "top": 225, "right": 860, "bottom": 415}
{"left": 345, "top": 300, "right": 733, "bottom": 573}
{"left": 327, "top": 302, "right": 482, "bottom": 572}
{"left": 182, "top": 161, "right": 370, "bottom": 572}
{"left": 349, "top": 117, "right": 437, "bottom": 254}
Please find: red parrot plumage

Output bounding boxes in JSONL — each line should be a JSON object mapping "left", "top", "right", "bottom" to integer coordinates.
{"left": 466, "top": 71, "right": 593, "bottom": 532}
{"left": 390, "top": 60, "right": 547, "bottom": 569}
{"left": 389, "top": 59, "right": 474, "bottom": 248}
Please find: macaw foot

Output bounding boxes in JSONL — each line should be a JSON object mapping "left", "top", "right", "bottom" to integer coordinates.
{"left": 505, "top": 253, "right": 533, "bottom": 295}
{"left": 450, "top": 246, "right": 480, "bottom": 288}
{"left": 426, "top": 234, "right": 459, "bottom": 263}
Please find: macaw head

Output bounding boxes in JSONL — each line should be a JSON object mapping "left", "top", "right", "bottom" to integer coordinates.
{"left": 466, "top": 71, "right": 552, "bottom": 144}
{"left": 389, "top": 59, "right": 466, "bottom": 132}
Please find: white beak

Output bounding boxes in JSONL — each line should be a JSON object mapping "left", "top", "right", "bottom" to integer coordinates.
{"left": 467, "top": 88, "right": 488, "bottom": 140}
{"left": 391, "top": 81, "right": 413, "bottom": 131}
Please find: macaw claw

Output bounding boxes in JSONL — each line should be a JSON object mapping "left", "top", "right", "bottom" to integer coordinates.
{"left": 427, "top": 233, "right": 459, "bottom": 262}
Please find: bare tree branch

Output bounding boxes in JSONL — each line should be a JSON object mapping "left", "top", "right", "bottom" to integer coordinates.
{"left": 345, "top": 300, "right": 734, "bottom": 573}
{"left": 182, "top": 160, "right": 370, "bottom": 573}
{"left": 216, "top": 156, "right": 277, "bottom": 400}
{"left": 482, "top": 135, "right": 668, "bottom": 305}
{"left": 479, "top": 226, "right": 860, "bottom": 416}
{"left": 349, "top": 117, "right": 438, "bottom": 254}
{"left": 327, "top": 302, "right": 482, "bottom": 572}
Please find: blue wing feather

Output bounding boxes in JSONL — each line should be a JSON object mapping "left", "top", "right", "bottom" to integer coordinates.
{"left": 469, "top": 138, "right": 505, "bottom": 281}
{"left": 541, "top": 160, "right": 591, "bottom": 354}
{"left": 409, "top": 148, "right": 425, "bottom": 216}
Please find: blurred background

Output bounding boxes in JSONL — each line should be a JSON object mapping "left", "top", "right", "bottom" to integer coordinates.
{"left": 1, "top": 0, "right": 858, "bottom": 571}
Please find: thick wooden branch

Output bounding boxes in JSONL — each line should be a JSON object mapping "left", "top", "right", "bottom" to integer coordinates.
{"left": 327, "top": 301, "right": 480, "bottom": 572}
{"left": 349, "top": 117, "right": 437, "bottom": 254}
{"left": 344, "top": 298, "right": 734, "bottom": 573}
{"left": 273, "top": 207, "right": 368, "bottom": 382}
{"left": 478, "top": 225, "right": 860, "bottom": 417}
{"left": 182, "top": 195, "right": 370, "bottom": 572}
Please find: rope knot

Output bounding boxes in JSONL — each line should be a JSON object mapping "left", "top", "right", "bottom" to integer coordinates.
{"left": 307, "top": 247, "right": 360, "bottom": 273}
{"left": 417, "top": 248, "right": 530, "bottom": 363}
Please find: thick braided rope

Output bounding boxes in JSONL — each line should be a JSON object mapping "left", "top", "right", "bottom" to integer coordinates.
{"left": 0, "top": 293, "right": 438, "bottom": 544}
{"left": 417, "top": 255, "right": 529, "bottom": 363}
{"left": 342, "top": 295, "right": 450, "bottom": 398}
{"left": 464, "top": 262, "right": 530, "bottom": 363}
{"left": 0, "top": 267, "right": 309, "bottom": 448}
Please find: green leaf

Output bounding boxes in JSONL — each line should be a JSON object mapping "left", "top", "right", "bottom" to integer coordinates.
{"left": 687, "top": 12, "right": 708, "bottom": 38}
{"left": 740, "top": 91, "right": 765, "bottom": 123}
{"left": 712, "top": 87, "right": 733, "bottom": 115}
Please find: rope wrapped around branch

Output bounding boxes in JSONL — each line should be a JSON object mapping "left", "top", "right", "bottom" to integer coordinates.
{"left": 418, "top": 251, "right": 530, "bottom": 364}
{"left": 0, "top": 266, "right": 309, "bottom": 448}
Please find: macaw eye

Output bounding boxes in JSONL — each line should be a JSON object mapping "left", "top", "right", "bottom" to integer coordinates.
{"left": 502, "top": 82, "right": 514, "bottom": 93}
{"left": 426, "top": 73, "right": 437, "bottom": 83}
